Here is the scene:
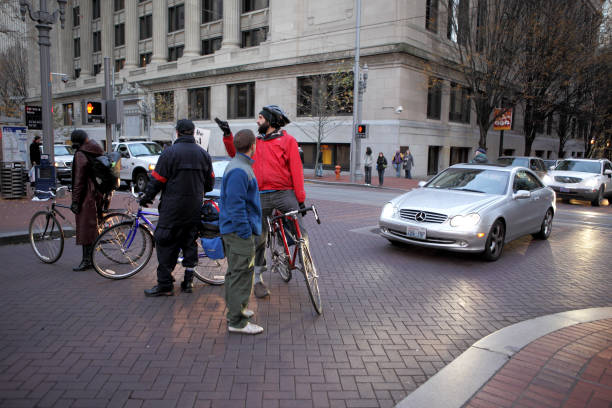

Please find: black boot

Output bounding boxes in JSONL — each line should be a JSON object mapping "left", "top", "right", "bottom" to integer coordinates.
{"left": 144, "top": 285, "right": 174, "bottom": 297}
{"left": 73, "top": 244, "right": 93, "bottom": 271}
{"left": 181, "top": 269, "right": 194, "bottom": 293}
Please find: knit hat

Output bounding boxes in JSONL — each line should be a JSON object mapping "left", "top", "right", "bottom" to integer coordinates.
{"left": 175, "top": 119, "right": 195, "bottom": 135}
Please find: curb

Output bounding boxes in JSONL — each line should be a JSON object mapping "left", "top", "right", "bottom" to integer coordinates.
{"left": 304, "top": 178, "right": 412, "bottom": 192}
{"left": 0, "top": 228, "right": 76, "bottom": 246}
{"left": 395, "top": 306, "right": 612, "bottom": 408}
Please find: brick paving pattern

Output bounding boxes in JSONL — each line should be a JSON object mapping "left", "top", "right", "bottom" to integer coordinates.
{"left": 0, "top": 196, "right": 611, "bottom": 407}
{"left": 466, "top": 319, "right": 612, "bottom": 408}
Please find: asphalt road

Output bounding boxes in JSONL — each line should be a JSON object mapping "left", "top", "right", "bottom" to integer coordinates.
{"left": 0, "top": 183, "right": 610, "bottom": 408}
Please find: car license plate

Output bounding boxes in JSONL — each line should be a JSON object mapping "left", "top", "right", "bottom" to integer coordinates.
{"left": 560, "top": 187, "right": 570, "bottom": 193}
{"left": 406, "top": 225, "right": 426, "bottom": 239}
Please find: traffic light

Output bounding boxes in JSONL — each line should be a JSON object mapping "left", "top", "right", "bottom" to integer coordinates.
{"left": 356, "top": 124, "right": 368, "bottom": 138}
{"left": 82, "top": 99, "right": 105, "bottom": 124}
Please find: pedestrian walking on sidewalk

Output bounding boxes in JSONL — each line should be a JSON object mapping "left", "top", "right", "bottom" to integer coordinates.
{"left": 219, "top": 129, "right": 263, "bottom": 335}
{"left": 376, "top": 152, "right": 388, "bottom": 186}
{"left": 69, "top": 130, "right": 107, "bottom": 271}
{"left": 392, "top": 150, "right": 403, "bottom": 177}
{"left": 364, "top": 146, "right": 373, "bottom": 185}
{"left": 139, "top": 119, "right": 214, "bottom": 296}
{"left": 403, "top": 148, "right": 414, "bottom": 179}
{"left": 29, "top": 135, "right": 42, "bottom": 167}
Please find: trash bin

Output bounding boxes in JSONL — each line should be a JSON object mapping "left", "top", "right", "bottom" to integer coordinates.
{"left": 0, "top": 162, "right": 27, "bottom": 199}
{"left": 34, "top": 156, "right": 56, "bottom": 200}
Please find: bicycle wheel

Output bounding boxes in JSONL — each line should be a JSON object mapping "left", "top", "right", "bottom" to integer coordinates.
{"left": 92, "top": 221, "right": 154, "bottom": 279}
{"left": 299, "top": 241, "right": 322, "bottom": 315}
{"left": 193, "top": 238, "right": 226, "bottom": 285}
{"left": 100, "top": 212, "right": 133, "bottom": 230}
{"left": 29, "top": 211, "right": 64, "bottom": 263}
{"left": 269, "top": 229, "right": 292, "bottom": 282}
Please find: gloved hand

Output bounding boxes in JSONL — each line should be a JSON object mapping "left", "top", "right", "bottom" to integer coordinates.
{"left": 70, "top": 202, "right": 80, "bottom": 215}
{"left": 214, "top": 117, "right": 232, "bottom": 136}
{"left": 298, "top": 202, "right": 306, "bottom": 217}
{"left": 139, "top": 197, "right": 153, "bottom": 208}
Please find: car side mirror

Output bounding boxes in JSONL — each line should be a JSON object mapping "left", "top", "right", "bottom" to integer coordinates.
{"left": 604, "top": 169, "right": 612, "bottom": 176}
{"left": 418, "top": 181, "right": 427, "bottom": 187}
{"left": 513, "top": 190, "right": 531, "bottom": 200}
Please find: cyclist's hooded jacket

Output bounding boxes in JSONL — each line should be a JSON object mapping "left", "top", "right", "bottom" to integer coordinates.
{"left": 223, "top": 130, "right": 306, "bottom": 204}
{"left": 141, "top": 135, "right": 214, "bottom": 228}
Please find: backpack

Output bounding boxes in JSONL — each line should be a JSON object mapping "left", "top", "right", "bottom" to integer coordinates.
{"left": 199, "top": 199, "right": 221, "bottom": 238}
{"left": 85, "top": 151, "right": 121, "bottom": 194}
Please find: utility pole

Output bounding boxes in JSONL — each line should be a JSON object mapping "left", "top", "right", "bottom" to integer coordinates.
{"left": 20, "top": 0, "right": 68, "bottom": 164}
{"left": 349, "top": 0, "right": 362, "bottom": 183}
{"left": 104, "top": 57, "right": 113, "bottom": 153}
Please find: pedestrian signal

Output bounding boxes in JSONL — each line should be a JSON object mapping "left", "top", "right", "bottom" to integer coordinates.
{"left": 82, "top": 99, "right": 105, "bottom": 124}
{"left": 356, "top": 124, "right": 368, "bottom": 138}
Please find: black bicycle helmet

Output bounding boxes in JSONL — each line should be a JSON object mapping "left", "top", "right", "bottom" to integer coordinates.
{"left": 260, "top": 105, "right": 291, "bottom": 128}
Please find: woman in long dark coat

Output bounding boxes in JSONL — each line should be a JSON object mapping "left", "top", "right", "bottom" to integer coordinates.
{"left": 70, "top": 130, "right": 105, "bottom": 271}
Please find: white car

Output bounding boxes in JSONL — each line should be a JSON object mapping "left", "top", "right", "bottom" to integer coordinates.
{"left": 542, "top": 159, "right": 612, "bottom": 206}
{"left": 112, "top": 142, "right": 163, "bottom": 191}
{"left": 53, "top": 144, "right": 75, "bottom": 184}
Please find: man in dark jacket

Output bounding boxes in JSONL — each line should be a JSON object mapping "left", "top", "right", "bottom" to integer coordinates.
{"left": 70, "top": 130, "right": 106, "bottom": 271}
{"left": 140, "top": 119, "right": 214, "bottom": 296}
{"left": 29, "top": 135, "right": 42, "bottom": 167}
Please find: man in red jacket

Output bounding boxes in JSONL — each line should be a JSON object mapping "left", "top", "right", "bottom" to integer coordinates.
{"left": 216, "top": 105, "right": 306, "bottom": 298}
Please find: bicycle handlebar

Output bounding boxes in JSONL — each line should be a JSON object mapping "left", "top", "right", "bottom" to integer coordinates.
{"left": 269, "top": 204, "right": 321, "bottom": 225}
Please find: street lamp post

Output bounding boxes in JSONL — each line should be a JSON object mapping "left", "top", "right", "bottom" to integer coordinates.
{"left": 20, "top": 0, "right": 67, "bottom": 164}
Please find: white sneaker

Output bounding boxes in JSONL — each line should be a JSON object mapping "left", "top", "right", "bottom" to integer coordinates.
{"left": 241, "top": 309, "right": 255, "bottom": 318}
{"left": 228, "top": 322, "right": 264, "bottom": 335}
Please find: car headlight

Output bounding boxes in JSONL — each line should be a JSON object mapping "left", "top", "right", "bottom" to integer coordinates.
{"left": 54, "top": 161, "right": 65, "bottom": 168}
{"left": 584, "top": 177, "right": 598, "bottom": 188}
{"left": 148, "top": 164, "right": 155, "bottom": 171}
{"left": 450, "top": 213, "right": 481, "bottom": 228}
{"left": 381, "top": 202, "right": 398, "bottom": 219}
{"left": 542, "top": 174, "right": 553, "bottom": 184}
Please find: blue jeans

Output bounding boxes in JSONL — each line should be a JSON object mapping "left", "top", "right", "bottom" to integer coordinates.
{"left": 393, "top": 163, "right": 401, "bottom": 177}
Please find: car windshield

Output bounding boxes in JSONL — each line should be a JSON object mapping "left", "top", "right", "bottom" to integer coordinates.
{"left": 54, "top": 145, "right": 74, "bottom": 156}
{"left": 426, "top": 168, "right": 509, "bottom": 195}
{"left": 128, "top": 143, "right": 162, "bottom": 157}
{"left": 555, "top": 160, "right": 600, "bottom": 174}
{"left": 497, "top": 157, "right": 528, "bottom": 167}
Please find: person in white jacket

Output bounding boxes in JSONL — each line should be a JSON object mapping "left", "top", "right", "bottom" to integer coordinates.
{"left": 364, "top": 146, "right": 373, "bottom": 185}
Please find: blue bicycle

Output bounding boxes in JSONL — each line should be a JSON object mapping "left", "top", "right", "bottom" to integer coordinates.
{"left": 91, "top": 190, "right": 226, "bottom": 285}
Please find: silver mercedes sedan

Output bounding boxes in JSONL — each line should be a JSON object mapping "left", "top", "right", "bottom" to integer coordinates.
{"left": 379, "top": 164, "right": 556, "bottom": 261}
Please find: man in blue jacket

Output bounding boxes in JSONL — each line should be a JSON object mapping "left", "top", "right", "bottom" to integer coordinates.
{"left": 219, "top": 129, "right": 263, "bottom": 335}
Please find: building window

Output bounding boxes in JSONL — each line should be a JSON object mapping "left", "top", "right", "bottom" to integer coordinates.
{"left": 63, "top": 103, "right": 74, "bottom": 126}
{"left": 73, "top": 6, "right": 80, "bottom": 27}
{"left": 188, "top": 88, "right": 211, "bottom": 120}
{"left": 449, "top": 147, "right": 469, "bottom": 165}
{"left": 168, "top": 45, "right": 184, "bottom": 62}
{"left": 426, "top": 77, "right": 442, "bottom": 120}
{"left": 93, "top": 31, "right": 102, "bottom": 52}
{"left": 93, "top": 0, "right": 101, "bottom": 20}
{"left": 155, "top": 91, "right": 175, "bottom": 122}
{"left": 201, "top": 37, "right": 222, "bottom": 55}
{"left": 139, "top": 52, "right": 152, "bottom": 67}
{"left": 202, "top": 0, "right": 223, "bottom": 23}
{"left": 241, "top": 27, "right": 268, "bottom": 48}
{"left": 115, "top": 58, "right": 125, "bottom": 72}
{"left": 449, "top": 82, "right": 470, "bottom": 123}
{"left": 447, "top": 0, "right": 469, "bottom": 45}
{"left": 140, "top": 15, "right": 153, "bottom": 40}
{"left": 168, "top": 4, "right": 185, "bottom": 32}
{"left": 73, "top": 38, "right": 80, "bottom": 58}
{"left": 93, "top": 63, "right": 101, "bottom": 76}
{"left": 115, "top": 24, "right": 125, "bottom": 47}
{"left": 297, "top": 72, "right": 354, "bottom": 117}
{"left": 546, "top": 114, "right": 553, "bottom": 135}
{"left": 428, "top": 146, "right": 441, "bottom": 175}
{"left": 425, "top": 0, "right": 438, "bottom": 33}
{"left": 227, "top": 83, "right": 255, "bottom": 119}
{"left": 114, "top": 0, "right": 124, "bottom": 12}
{"left": 74, "top": 68, "right": 81, "bottom": 79}
{"left": 242, "top": 0, "right": 269, "bottom": 13}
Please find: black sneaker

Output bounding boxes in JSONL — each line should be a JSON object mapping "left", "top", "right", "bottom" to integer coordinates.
{"left": 180, "top": 281, "right": 194, "bottom": 293}
{"left": 144, "top": 285, "right": 174, "bottom": 297}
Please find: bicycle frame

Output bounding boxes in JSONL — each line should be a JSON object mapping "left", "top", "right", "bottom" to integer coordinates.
{"left": 120, "top": 207, "right": 158, "bottom": 250}
{"left": 271, "top": 211, "right": 303, "bottom": 270}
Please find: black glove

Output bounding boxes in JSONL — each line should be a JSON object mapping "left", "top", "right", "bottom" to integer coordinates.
{"left": 70, "top": 202, "right": 80, "bottom": 215}
{"left": 139, "top": 196, "right": 153, "bottom": 208}
{"left": 214, "top": 117, "right": 231, "bottom": 136}
{"left": 298, "top": 202, "right": 306, "bottom": 217}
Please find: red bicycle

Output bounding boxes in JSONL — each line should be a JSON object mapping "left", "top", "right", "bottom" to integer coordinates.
{"left": 267, "top": 205, "right": 322, "bottom": 315}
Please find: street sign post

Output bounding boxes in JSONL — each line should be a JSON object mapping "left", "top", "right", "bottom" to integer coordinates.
{"left": 25, "top": 106, "right": 43, "bottom": 130}
{"left": 494, "top": 108, "right": 513, "bottom": 156}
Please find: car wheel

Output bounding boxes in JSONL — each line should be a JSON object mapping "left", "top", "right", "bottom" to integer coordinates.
{"left": 591, "top": 186, "right": 604, "bottom": 207}
{"left": 134, "top": 171, "right": 148, "bottom": 192}
{"left": 532, "top": 208, "right": 553, "bottom": 240}
{"left": 482, "top": 220, "right": 505, "bottom": 262}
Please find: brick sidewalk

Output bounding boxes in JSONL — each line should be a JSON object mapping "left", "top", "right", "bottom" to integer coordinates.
{"left": 466, "top": 319, "right": 612, "bottom": 408}
{"left": 303, "top": 170, "right": 421, "bottom": 191}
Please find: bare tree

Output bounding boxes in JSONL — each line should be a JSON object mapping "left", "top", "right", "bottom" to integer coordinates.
{"left": 294, "top": 70, "right": 353, "bottom": 173}
{"left": 0, "top": 43, "right": 28, "bottom": 118}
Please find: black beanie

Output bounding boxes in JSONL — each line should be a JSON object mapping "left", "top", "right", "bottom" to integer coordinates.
{"left": 70, "top": 129, "right": 88, "bottom": 149}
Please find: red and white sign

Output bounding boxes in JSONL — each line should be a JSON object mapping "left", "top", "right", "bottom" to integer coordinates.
{"left": 493, "top": 108, "right": 513, "bottom": 131}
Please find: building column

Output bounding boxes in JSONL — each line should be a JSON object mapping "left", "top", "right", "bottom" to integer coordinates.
{"left": 80, "top": 0, "right": 93, "bottom": 76}
{"left": 221, "top": 0, "right": 241, "bottom": 49}
{"left": 183, "top": 0, "right": 201, "bottom": 57}
{"left": 151, "top": 0, "right": 168, "bottom": 64}
{"left": 125, "top": 0, "right": 139, "bottom": 69}
{"left": 101, "top": 0, "right": 114, "bottom": 65}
